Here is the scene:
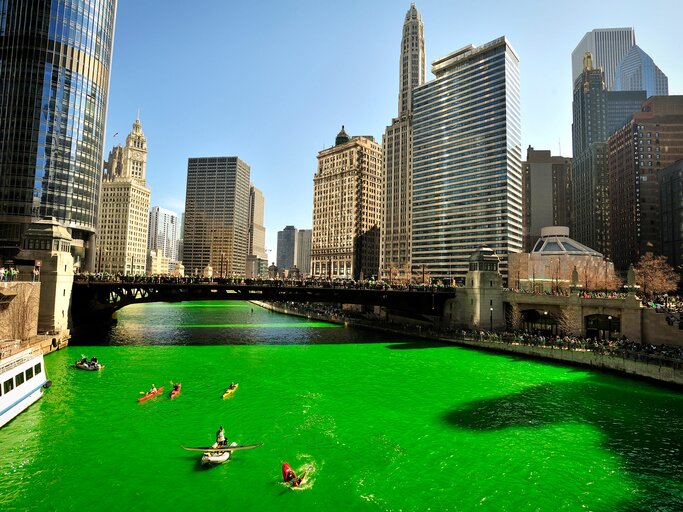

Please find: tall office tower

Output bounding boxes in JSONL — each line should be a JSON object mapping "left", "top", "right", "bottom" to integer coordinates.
{"left": 247, "top": 185, "right": 266, "bottom": 260}
{"left": 572, "top": 53, "right": 646, "bottom": 257}
{"left": 296, "top": 229, "right": 312, "bottom": 276}
{"left": 571, "top": 28, "right": 635, "bottom": 91}
{"left": 522, "top": 147, "right": 573, "bottom": 251}
{"left": 276, "top": 225, "right": 298, "bottom": 271}
{"left": 245, "top": 184, "right": 266, "bottom": 277}
{"left": 0, "top": 0, "right": 118, "bottom": 269}
{"left": 411, "top": 37, "right": 522, "bottom": 281}
{"left": 615, "top": 45, "right": 669, "bottom": 98}
{"left": 98, "top": 118, "right": 151, "bottom": 275}
{"left": 608, "top": 96, "right": 683, "bottom": 270}
{"left": 148, "top": 206, "right": 180, "bottom": 264}
{"left": 312, "top": 127, "right": 382, "bottom": 280}
{"left": 660, "top": 159, "right": 683, "bottom": 270}
{"left": 182, "top": 157, "right": 250, "bottom": 277}
{"left": 380, "top": 4, "right": 425, "bottom": 279}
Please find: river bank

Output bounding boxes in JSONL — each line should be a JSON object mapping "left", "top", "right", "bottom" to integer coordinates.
{"left": 252, "top": 301, "right": 683, "bottom": 387}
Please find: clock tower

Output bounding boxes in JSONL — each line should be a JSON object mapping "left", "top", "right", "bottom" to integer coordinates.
{"left": 99, "top": 117, "right": 152, "bottom": 275}
{"left": 123, "top": 117, "right": 147, "bottom": 183}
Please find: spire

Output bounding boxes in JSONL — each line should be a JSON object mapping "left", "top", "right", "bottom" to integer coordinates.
{"left": 398, "top": 3, "right": 425, "bottom": 116}
{"left": 583, "top": 52, "right": 593, "bottom": 71}
{"left": 335, "top": 125, "right": 350, "bottom": 146}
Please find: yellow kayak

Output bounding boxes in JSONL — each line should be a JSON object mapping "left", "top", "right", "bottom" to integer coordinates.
{"left": 222, "top": 383, "right": 238, "bottom": 399}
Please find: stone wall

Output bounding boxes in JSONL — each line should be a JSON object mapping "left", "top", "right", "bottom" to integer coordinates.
{"left": 445, "top": 337, "right": 682, "bottom": 386}
{"left": 642, "top": 309, "right": 683, "bottom": 346}
{"left": 0, "top": 282, "right": 40, "bottom": 341}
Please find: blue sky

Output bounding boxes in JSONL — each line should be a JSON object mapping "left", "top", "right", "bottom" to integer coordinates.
{"left": 105, "top": 0, "right": 682, "bottom": 256}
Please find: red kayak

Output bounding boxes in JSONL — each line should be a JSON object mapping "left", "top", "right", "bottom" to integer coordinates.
{"left": 170, "top": 383, "right": 182, "bottom": 399}
{"left": 282, "top": 462, "right": 301, "bottom": 487}
{"left": 138, "top": 386, "right": 164, "bottom": 403}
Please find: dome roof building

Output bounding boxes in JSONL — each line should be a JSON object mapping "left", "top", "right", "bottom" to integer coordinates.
{"left": 508, "top": 227, "right": 617, "bottom": 291}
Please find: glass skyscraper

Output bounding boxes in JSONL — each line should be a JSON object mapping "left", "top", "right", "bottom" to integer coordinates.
{"left": 615, "top": 44, "right": 668, "bottom": 98}
{"left": 411, "top": 37, "right": 522, "bottom": 281}
{"left": 0, "top": 0, "right": 118, "bottom": 269}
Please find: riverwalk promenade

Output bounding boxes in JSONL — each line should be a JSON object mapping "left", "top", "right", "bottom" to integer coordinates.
{"left": 254, "top": 301, "right": 683, "bottom": 387}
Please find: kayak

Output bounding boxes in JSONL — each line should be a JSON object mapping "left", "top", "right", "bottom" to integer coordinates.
{"left": 138, "top": 386, "right": 164, "bottom": 403}
{"left": 201, "top": 442, "right": 238, "bottom": 465}
{"left": 170, "top": 383, "right": 181, "bottom": 399}
{"left": 222, "top": 383, "right": 238, "bottom": 399}
{"left": 282, "top": 462, "right": 296, "bottom": 482}
{"left": 282, "top": 462, "right": 312, "bottom": 488}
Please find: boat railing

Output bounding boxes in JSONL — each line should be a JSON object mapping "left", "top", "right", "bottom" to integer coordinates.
{"left": 0, "top": 342, "right": 43, "bottom": 370}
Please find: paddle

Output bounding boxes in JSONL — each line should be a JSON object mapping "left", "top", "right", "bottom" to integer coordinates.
{"left": 296, "top": 465, "right": 314, "bottom": 485}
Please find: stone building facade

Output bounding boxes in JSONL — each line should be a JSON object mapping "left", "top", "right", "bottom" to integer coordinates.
{"left": 312, "top": 128, "right": 382, "bottom": 280}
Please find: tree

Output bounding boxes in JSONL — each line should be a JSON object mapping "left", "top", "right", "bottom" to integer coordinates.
{"left": 634, "top": 252, "right": 680, "bottom": 298}
{"left": 555, "top": 307, "right": 582, "bottom": 336}
{"left": 0, "top": 283, "right": 39, "bottom": 341}
{"left": 507, "top": 303, "right": 522, "bottom": 330}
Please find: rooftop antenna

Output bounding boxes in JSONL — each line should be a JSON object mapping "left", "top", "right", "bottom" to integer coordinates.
{"left": 558, "top": 138, "right": 561, "bottom": 156}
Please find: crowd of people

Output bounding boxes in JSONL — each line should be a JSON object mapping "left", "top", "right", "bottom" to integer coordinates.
{"left": 268, "top": 300, "right": 683, "bottom": 367}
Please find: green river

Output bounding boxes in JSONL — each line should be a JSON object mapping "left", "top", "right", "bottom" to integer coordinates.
{"left": 1, "top": 301, "right": 681, "bottom": 511}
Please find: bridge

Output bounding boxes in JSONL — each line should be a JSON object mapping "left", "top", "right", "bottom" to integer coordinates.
{"left": 70, "top": 280, "right": 455, "bottom": 326}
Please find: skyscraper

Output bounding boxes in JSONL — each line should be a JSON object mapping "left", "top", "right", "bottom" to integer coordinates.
{"left": 247, "top": 185, "right": 267, "bottom": 261}
{"left": 522, "top": 147, "right": 572, "bottom": 252}
{"left": 0, "top": 0, "right": 118, "bottom": 268}
{"left": 380, "top": 4, "right": 425, "bottom": 279}
{"left": 98, "top": 118, "right": 151, "bottom": 275}
{"left": 660, "top": 159, "right": 683, "bottom": 271}
{"left": 608, "top": 96, "right": 683, "bottom": 269}
{"left": 148, "top": 206, "right": 180, "bottom": 264}
{"left": 182, "top": 157, "right": 250, "bottom": 277}
{"left": 277, "top": 225, "right": 298, "bottom": 271}
{"left": 411, "top": 37, "right": 523, "bottom": 281}
{"left": 312, "top": 127, "right": 382, "bottom": 280}
{"left": 572, "top": 53, "right": 646, "bottom": 256}
{"left": 296, "top": 229, "right": 312, "bottom": 276}
{"left": 571, "top": 28, "right": 635, "bottom": 91}
{"left": 246, "top": 184, "right": 267, "bottom": 277}
{"left": 615, "top": 44, "right": 669, "bottom": 98}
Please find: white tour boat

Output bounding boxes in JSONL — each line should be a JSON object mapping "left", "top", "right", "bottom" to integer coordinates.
{"left": 0, "top": 348, "right": 51, "bottom": 428}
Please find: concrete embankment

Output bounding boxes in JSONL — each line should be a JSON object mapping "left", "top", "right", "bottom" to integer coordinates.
{"left": 251, "top": 301, "right": 682, "bottom": 387}
{"left": 0, "top": 332, "right": 70, "bottom": 360}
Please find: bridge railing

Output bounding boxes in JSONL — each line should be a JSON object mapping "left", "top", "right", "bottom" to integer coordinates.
{"left": 73, "top": 274, "right": 457, "bottom": 293}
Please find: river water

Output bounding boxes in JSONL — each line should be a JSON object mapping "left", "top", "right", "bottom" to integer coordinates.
{"left": 1, "top": 301, "right": 681, "bottom": 511}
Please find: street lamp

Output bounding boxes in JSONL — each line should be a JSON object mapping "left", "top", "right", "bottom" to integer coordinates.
{"left": 543, "top": 310, "right": 548, "bottom": 333}
{"left": 607, "top": 315, "right": 612, "bottom": 340}
{"left": 490, "top": 307, "right": 493, "bottom": 332}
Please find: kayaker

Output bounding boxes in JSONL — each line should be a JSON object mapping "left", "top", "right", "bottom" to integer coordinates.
{"left": 149, "top": 384, "right": 157, "bottom": 394}
{"left": 283, "top": 464, "right": 302, "bottom": 487}
{"left": 91, "top": 356, "right": 98, "bottom": 364}
{"left": 229, "top": 383, "right": 236, "bottom": 390}
{"left": 216, "top": 426, "right": 226, "bottom": 447}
